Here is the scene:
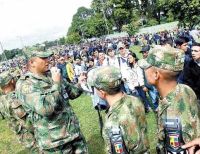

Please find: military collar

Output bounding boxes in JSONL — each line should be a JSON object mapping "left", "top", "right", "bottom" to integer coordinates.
{"left": 158, "top": 84, "right": 181, "bottom": 115}
{"left": 159, "top": 84, "right": 180, "bottom": 103}
{"left": 26, "top": 71, "right": 49, "bottom": 80}
{"left": 107, "top": 93, "right": 126, "bottom": 117}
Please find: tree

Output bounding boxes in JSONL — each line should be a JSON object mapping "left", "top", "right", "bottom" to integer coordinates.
{"left": 59, "top": 37, "right": 66, "bottom": 45}
{"left": 67, "top": 7, "right": 94, "bottom": 39}
{"left": 66, "top": 33, "right": 81, "bottom": 44}
{"left": 159, "top": 0, "right": 200, "bottom": 29}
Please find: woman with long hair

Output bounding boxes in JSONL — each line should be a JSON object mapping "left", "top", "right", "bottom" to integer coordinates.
{"left": 126, "top": 52, "right": 151, "bottom": 113}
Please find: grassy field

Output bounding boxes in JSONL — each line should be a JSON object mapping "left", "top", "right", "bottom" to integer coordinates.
{"left": 0, "top": 94, "right": 157, "bottom": 154}
{"left": 0, "top": 45, "right": 158, "bottom": 153}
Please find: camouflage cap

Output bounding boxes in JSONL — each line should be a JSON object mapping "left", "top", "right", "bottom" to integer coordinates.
{"left": 93, "top": 66, "right": 122, "bottom": 91}
{"left": 0, "top": 71, "right": 13, "bottom": 87}
{"left": 138, "top": 46, "right": 185, "bottom": 72}
{"left": 25, "top": 50, "right": 53, "bottom": 59}
{"left": 87, "top": 67, "right": 100, "bottom": 87}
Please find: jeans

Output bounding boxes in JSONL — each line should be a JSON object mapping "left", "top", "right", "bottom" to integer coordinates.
{"left": 135, "top": 87, "right": 151, "bottom": 111}
{"left": 148, "top": 86, "right": 159, "bottom": 110}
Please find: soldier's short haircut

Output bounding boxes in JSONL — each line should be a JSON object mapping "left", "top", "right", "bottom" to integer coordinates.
{"left": 156, "top": 67, "right": 180, "bottom": 80}
{"left": 97, "top": 84, "right": 122, "bottom": 95}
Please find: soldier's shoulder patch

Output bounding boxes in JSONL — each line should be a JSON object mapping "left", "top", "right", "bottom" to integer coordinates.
{"left": 114, "top": 142, "right": 124, "bottom": 153}
{"left": 21, "top": 82, "right": 33, "bottom": 94}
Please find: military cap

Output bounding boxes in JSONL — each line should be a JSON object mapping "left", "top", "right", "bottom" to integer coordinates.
{"left": 0, "top": 71, "right": 13, "bottom": 87}
{"left": 87, "top": 67, "right": 99, "bottom": 87}
{"left": 138, "top": 46, "right": 185, "bottom": 72}
{"left": 25, "top": 50, "right": 53, "bottom": 59}
{"left": 93, "top": 66, "right": 122, "bottom": 91}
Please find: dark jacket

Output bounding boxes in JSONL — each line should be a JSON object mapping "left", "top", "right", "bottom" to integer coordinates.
{"left": 184, "top": 60, "right": 200, "bottom": 99}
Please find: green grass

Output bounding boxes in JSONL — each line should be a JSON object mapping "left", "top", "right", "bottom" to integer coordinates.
{"left": 0, "top": 94, "right": 157, "bottom": 154}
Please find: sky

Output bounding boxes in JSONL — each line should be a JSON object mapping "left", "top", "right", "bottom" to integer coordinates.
{"left": 0, "top": 0, "right": 92, "bottom": 51}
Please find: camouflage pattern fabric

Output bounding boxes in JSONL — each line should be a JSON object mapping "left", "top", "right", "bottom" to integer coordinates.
{"left": 25, "top": 49, "right": 53, "bottom": 59}
{"left": 103, "top": 94, "right": 150, "bottom": 153}
{"left": 0, "top": 92, "right": 38, "bottom": 152}
{"left": 16, "top": 71, "right": 88, "bottom": 152}
{"left": 0, "top": 71, "right": 13, "bottom": 87}
{"left": 42, "top": 137, "right": 87, "bottom": 154}
{"left": 138, "top": 46, "right": 185, "bottom": 71}
{"left": 92, "top": 66, "right": 122, "bottom": 92}
{"left": 157, "top": 84, "right": 200, "bottom": 147}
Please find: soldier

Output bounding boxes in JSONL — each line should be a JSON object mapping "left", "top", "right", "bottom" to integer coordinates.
{"left": 15, "top": 50, "right": 88, "bottom": 153}
{"left": 0, "top": 70, "right": 38, "bottom": 152}
{"left": 89, "top": 66, "right": 150, "bottom": 154}
{"left": 138, "top": 46, "right": 200, "bottom": 153}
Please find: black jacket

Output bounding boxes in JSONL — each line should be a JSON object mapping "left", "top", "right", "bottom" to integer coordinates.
{"left": 184, "top": 60, "right": 200, "bottom": 99}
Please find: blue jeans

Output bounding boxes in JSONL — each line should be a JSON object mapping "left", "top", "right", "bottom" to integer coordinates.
{"left": 135, "top": 87, "right": 150, "bottom": 110}
{"left": 148, "top": 86, "right": 159, "bottom": 110}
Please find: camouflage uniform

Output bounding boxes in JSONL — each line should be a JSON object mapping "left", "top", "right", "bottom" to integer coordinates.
{"left": 0, "top": 71, "right": 38, "bottom": 152}
{"left": 16, "top": 50, "right": 88, "bottom": 153}
{"left": 138, "top": 46, "right": 200, "bottom": 152}
{"left": 91, "top": 66, "right": 150, "bottom": 154}
{"left": 157, "top": 84, "right": 200, "bottom": 146}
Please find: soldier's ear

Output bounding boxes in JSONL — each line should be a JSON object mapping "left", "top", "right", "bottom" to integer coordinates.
{"left": 154, "top": 69, "right": 160, "bottom": 80}
{"left": 99, "top": 90, "right": 106, "bottom": 99}
{"left": 29, "top": 58, "right": 37, "bottom": 67}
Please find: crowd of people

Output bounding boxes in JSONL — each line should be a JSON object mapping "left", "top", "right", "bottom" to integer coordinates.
{"left": 0, "top": 27, "right": 200, "bottom": 154}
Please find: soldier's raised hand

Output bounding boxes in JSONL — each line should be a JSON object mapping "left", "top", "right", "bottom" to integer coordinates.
{"left": 50, "top": 67, "right": 61, "bottom": 83}
{"left": 182, "top": 138, "right": 200, "bottom": 154}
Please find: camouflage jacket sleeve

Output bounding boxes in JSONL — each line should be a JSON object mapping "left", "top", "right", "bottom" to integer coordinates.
{"left": 16, "top": 77, "right": 61, "bottom": 117}
{"left": 62, "top": 80, "right": 83, "bottom": 100}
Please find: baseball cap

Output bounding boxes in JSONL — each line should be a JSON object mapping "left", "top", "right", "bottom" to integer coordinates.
{"left": 140, "top": 45, "right": 150, "bottom": 53}
{"left": 93, "top": 66, "right": 122, "bottom": 91}
{"left": 138, "top": 46, "right": 185, "bottom": 72}
{"left": 117, "top": 43, "right": 125, "bottom": 50}
{"left": 107, "top": 46, "right": 113, "bottom": 51}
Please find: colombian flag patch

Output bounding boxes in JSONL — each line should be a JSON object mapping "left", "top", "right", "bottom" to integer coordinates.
{"left": 114, "top": 142, "right": 124, "bottom": 153}
{"left": 169, "top": 134, "right": 180, "bottom": 147}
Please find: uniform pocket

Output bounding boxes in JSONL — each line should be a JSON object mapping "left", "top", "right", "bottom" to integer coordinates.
{"left": 48, "top": 123, "right": 68, "bottom": 142}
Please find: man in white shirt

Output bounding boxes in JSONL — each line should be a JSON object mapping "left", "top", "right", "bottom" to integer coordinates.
{"left": 106, "top": 46, "right": 120, "bottom": 68}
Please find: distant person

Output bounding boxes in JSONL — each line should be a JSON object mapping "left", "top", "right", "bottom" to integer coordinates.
{"left": 175, "top": 36, "right": 191, "bottom": 83}
{"left": 140, "top": 45, "right": 159, "bottom": 112}
{"left": 184, "top": 42, "right": 200, "bottom": 100}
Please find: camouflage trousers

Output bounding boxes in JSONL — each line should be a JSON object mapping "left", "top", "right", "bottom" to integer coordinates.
{"left": 42, "top": 137, "right": 88, "bottom": 154}
{"left": 17, "top": 129, "right": 40, "bottom": 153}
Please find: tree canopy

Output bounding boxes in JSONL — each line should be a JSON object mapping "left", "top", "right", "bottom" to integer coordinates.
{"left": 66, "top": 0, "right": 199, "bottom": 44}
